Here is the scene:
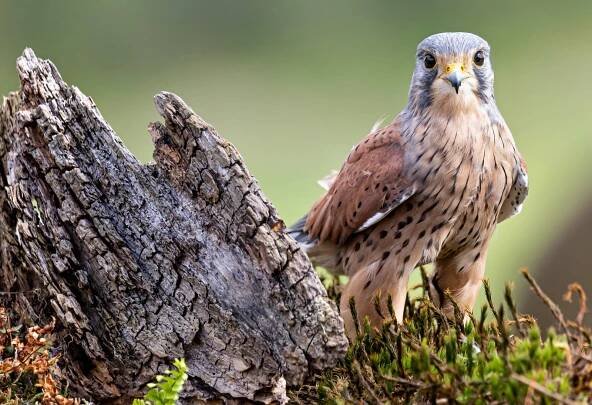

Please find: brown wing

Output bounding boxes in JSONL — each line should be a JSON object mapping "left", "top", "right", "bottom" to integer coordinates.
{"left": 305, "top": 121, "right": 414, "bottom": 244}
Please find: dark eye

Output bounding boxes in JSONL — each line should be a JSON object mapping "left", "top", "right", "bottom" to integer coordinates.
{"left": 473, "top": 50, "right": 485, "bottom": 66}
{"left": 424, "top": 53, "right": 436, "bottom": 69}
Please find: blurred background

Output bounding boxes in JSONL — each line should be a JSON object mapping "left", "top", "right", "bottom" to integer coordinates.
{"left": 1, "top": 0, "right": 591, "bottom": 326}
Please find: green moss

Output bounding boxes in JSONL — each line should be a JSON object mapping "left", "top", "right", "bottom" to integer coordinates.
{"left": 291, "top": 270, "right": 591, "bottom": 404}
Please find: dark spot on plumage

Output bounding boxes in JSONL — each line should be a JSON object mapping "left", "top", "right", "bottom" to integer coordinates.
{"left": 382, "top": 186, "right": 388, "bottom": 192}
{"left": 366, "top": 238, "right": 373, "bottom": 247}
{"left": 382, "top": 251, "right": 391, "bottom": 260}
{"left": 363, "top": 279, "right": 371, "bottom": 290}
{"left": 379, "top": 230, "right": 388, "bottom": 238}
{"left": 418, "top": 230, "right": 426, "bottom": 239}
{"left": 357, "top": 201, "right": 362, "bottom": 208}
{"left": 345, "top": 257, "right": 350, "bottom": 266}
{"left": 397, "top": 221, "right": 407, "bottom": 230}
{"left": 397, "top": 269, "right": 404, "bottom": 278}
{"left": 427, "top": 239, "right": 433, "bottom": 248}
{"left": 474, "top": 253, "right": 481, "bottom": 262}
{"left": 337, "top": 201, "right": 342, "bottom": 208}
{"left": 421, "top": 167, "right": 433, "bottom": 183}
{"left": 459, "top": 215, "right": 467, "bottom": 231}
{"left": 354, "top": 242, "right": 361, "bottom": 251}
{"left": 428, "top": 149, "right": 438, "bottom": 163}
{"left": 403, "top": 255, "right": 410, "bottom": 263}
{"left": 431, "top": 222, "right": 445, "bottom": 233}
{"left": 419, "top": 125, "right": 432, "bottom": 143}
{"left": 353, "top": 211, "right": 357, "bottom": 218}
{"left": 430, "top": 184, "right": 445, "bottom": 199}
{"left": 457, "top": 265, "right": 465, "bottom": 273}
{"left": 377, "top": 263, "right": 384, "bottom": 275}
{"left": 402, "top": 239, "right": 410, "bottom": 248}
{"left": 394, "top": 231, "right": 402, "bottom": 239}
{"left": 418, "top": 201, "right": 438, "bottom": 223}
{"left": 406, "top": 216, "right": 413, "bottom": 224}
{"left": 358, "top": 255, "right": 365, "bottom": 263}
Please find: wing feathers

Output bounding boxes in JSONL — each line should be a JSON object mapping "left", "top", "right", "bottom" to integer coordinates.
{"left": 498, "top": 155, "right": 528, "bottom": 222}
{"left": 305, "top": 121, "right": 414, "bottom": 244}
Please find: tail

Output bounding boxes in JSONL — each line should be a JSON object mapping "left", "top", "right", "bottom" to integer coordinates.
{"left": 286, "top": 214, "right": 342, "bottom": 273}
{"left": 286, "top": 215, "right": 316, "bottom": 252}
{"left": 288, "top": 170, "right": 337, "bottom": 248}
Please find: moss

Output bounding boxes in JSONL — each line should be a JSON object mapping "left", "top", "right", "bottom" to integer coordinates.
{"left": 290, "top": 269, "right": 592, "bottom": 404}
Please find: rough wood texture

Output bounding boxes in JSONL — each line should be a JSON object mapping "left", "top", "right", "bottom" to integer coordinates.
{"left": 0, "top": 49, "right": 347, "bottom": 403}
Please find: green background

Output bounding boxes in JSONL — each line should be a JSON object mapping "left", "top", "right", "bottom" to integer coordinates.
{"left": 1, "top": 1, "right": 591, "bottom": 308}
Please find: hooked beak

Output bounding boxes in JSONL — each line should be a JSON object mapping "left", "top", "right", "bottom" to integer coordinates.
{"left": 444, "top": 63, "right": 468, "bottom": 94}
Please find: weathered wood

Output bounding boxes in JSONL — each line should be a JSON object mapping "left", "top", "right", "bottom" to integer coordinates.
{"left": 0, "top": 49, "right": 347, "bottom": 403}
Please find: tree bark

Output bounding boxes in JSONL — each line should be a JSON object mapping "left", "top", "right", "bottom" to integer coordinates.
{"left": 0, "top": 49, "right": 347, "bottom": 403}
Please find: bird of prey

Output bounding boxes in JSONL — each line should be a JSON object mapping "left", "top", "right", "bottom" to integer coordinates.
{"left": 288, "top": 32, "right": 528, "bottom": 339}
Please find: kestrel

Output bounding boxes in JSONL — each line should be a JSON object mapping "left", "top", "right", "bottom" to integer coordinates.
{"left": 288, "top": 32, "right": 528, "bottom": 339}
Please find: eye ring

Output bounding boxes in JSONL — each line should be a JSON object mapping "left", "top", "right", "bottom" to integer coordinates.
{"left": 473, "top": 50, "right": 485, "bottom": 66}
{"left": 424, "top": 53, "right": 436, "bottom": 69}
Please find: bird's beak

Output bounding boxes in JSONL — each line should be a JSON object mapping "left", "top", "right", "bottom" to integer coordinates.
{"left": 444, "top": 63, "right": 468, "bottom": 94}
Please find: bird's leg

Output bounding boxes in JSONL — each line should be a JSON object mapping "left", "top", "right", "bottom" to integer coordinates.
{"left": 430, "top": 245, "right": 488, "bottom": 318}
{"left": 340, "top": 263, "right": 410, "bottom": 340}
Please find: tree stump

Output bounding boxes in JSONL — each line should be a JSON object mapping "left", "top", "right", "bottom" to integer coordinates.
{"left": 0, "top": 49, "right": 347, "bottom": 403}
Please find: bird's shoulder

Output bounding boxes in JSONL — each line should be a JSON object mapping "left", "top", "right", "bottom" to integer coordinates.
{"left": 304, "top": 120, "right": 415, "bottom": 244}
{"left": 345, "top": 121, "right": 404, "bottom": 164}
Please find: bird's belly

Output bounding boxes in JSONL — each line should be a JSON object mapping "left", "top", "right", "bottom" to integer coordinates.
{"left": 438, "top": 166, "right": 511, "bottom": 257}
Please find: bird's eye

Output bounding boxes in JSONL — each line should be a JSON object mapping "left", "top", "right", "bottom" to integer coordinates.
{"left": 424, "top": 54, "right": 436, "bottom": 69}
{"left": 473, "top": 50, "right": 485, "bottom": 66}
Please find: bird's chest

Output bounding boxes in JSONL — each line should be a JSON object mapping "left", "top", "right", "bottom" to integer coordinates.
{"left": 438, "top": 141, "right": 515, "bottom": 253}
{"left": 409, "top": 120, "right": 516, "bottom": 253}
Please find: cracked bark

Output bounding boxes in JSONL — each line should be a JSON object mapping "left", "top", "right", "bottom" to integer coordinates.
{"left": 0, "top": 49, "right": 348, "bottom": 403}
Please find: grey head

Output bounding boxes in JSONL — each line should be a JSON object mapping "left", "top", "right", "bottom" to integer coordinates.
{"left": 407, "top": 32, "right": 495, "bottom": 113}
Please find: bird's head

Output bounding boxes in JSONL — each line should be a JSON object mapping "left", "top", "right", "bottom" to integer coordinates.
{"left": 409, "top": 32, "right": 494, "bottom": 114}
